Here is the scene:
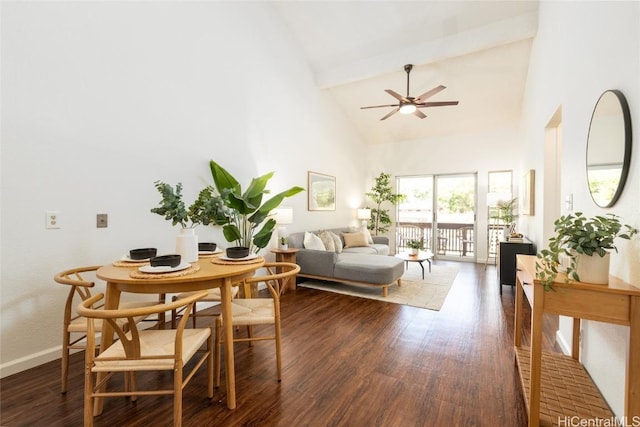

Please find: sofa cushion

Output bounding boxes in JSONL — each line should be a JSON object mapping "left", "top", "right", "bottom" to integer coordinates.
{"left": 342, "top": 232, "right": 369, "bottom": 248}
{"left": 334, "top": 253, "right": 404, "bottom": 285}
{"left": 304, "top": 232, "right": 325, "bottom": 250}
{"left": 342, "top": 244, "right": 389, "bottom": 255}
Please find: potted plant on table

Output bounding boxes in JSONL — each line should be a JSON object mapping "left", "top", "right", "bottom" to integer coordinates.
{"left": 406, "top": 239, "right": 424, "bottom": 256}
{"left": 491, "top": 197, "right": 518, "bottom": 239}
{"left": 208, "top": 160, "right": 304, "bottom": 257}
{"left": 536, "top": 212, "right": 637, "bottom": 290}
{"left": 151, "top": 181, "right": 225, "bottom": 262}
{"left": 279, "top": 236, "right": 289, "bottom": 250}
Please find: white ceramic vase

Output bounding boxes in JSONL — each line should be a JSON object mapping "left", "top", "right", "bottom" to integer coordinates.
{"left": 575, "top": 252, "right": 610, "bottom": 284}
{"left": 410, "top": 248, "right": 418, "bottom": 255}
{"left": 175, "top": 228, "right": 198, "bottom": 263}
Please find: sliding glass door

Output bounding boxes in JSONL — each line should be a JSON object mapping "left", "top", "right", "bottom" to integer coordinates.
{"left": 397, "top": 173, "right": 477, "bottom": 261}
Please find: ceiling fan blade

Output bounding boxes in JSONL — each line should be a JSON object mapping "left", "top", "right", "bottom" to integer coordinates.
{"left": 360, "top": 104, "right": 400, "bottom": 110}
{"left": 385, "top": 89, "right": 409, "bottom": 102}
{"left": 416, "top": 101, "right": 459, "bottom": 107}
{"left": 413, "top": 109, "right": 427, "bottom": 119}
{"left": 415, "top": 85, "right": 446, "bottom": 102}
{"left": 380, "top": 107, "right": 400, "bottom": 121}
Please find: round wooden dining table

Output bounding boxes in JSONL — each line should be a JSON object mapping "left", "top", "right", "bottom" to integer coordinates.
{"left": 95, "top": 257, "right": 265, "bottom": 413}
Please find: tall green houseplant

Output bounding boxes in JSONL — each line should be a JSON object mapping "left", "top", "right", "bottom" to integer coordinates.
{"left": 209, "top": 160, "right": 304, "bottom": 254}
{"left": 365, "top": 172, "right": 405, "bottom": 235}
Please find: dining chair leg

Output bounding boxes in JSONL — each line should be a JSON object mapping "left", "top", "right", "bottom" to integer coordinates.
{"left": 246, "top": 325, "right": 254, "bottom": 347}
{"left": 214, "top": 318, "right": 222, "bottom": 388}
{"left": 275, "top": 319, "right": 282, "bottom": 382}
{"left": 84, "top": 361, "right": 94, "bottom": 427}
{"left": 174, "top": 364, "right": 183, "bottom": 427}
{"left": 207, "top": 329, "right": 214, "bottom": 397}
{"left": 61, "top": 331, "right": 70, "bottom": 393}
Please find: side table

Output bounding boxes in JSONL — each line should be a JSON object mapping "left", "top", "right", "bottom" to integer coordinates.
{"left": 395, "top": 250, "right": 433, "bottom": 280}
{"left": 271, "top": 248, "right": 299, "bottom": 292}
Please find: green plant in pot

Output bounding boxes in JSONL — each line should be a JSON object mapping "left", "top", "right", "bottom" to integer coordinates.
{"left": 279, "top": 236, "right": 289, "bottom": 250}
{"left": 406, "top": 239, "right": 424, "bottom": 255}
{"left": 209, "top": 160, "right": 304, "bottom": 255}
{"left": 151, "top": 181, "right": 225, "bottom": 262}
{"left": 491, "top": 197, "right": 518, "bottom": 238}
{"left": 536, "top": 212, "right": 637, "bottom": 290}
{"left": 365, "top": 172, "right": 406, "bottom": 236}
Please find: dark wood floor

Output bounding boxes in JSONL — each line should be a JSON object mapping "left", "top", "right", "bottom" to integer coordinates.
{"left": 1, "top": 261, "right": 559, "bottom": 427}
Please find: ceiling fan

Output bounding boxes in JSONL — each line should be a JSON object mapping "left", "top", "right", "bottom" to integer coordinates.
{"left": 360, "top": 64, "right": 459, "bottom": 120}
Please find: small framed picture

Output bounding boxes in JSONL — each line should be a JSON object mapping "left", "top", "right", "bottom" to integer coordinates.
{"left": 308, "top": 171, "right": 336, "bottom": 211}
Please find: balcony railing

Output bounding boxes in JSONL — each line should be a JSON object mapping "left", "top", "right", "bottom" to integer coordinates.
{"left": 396, "top": 222, "right": 503, "bottom": 258}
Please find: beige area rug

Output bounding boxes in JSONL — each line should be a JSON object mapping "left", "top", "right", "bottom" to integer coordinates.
{"left": 298, "top": 264, "right": 459, "bottom": 311}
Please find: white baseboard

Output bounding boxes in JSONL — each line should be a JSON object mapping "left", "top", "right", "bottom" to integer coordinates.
{"left": 555, "top": 329, "right": 571, "bottom": 355}
{"left": 0, "top": 305, "right": 219, "bottom": 379}
{"left": 1, "top": 346, "right": 61, "bottom": 379}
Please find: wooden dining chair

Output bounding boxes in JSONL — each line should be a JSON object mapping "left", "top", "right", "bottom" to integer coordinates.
{"left": 170, "top": 286, "right": 239, "bottom": 329}
{"left": 214, "top": 262, "right": 300, "bottom": 386}
{"left": 54, "top": 266, "right": 164, "bottom": 394}
{"left": 77, "top": 290, "right": 213, "bottom": 427}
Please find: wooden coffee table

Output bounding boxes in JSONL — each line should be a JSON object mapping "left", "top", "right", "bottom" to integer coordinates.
{"left": 395, "top": 250, "right": 433, "bottom": 279}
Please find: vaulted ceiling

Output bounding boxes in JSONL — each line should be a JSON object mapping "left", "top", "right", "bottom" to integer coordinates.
{"left": 272, "top": 1, "right": 539, "bottom": 144}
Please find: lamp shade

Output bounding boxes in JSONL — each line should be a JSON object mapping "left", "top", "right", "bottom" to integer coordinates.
{"left": 273, "top": 207, "right": 293, "bottom": 225}
{"left": 357, "top": 208, "right": 371, "bottom": 220}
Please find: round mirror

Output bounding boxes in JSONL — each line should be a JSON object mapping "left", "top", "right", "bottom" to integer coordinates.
{"left": 586, "top": 90, "right": 632, "bottom": 208}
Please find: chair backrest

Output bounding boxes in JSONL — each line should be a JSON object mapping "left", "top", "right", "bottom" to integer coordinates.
{"left": 54, "top": 266, "right": 104, "bottom": 325}
{"left": 243, "top": 262, "right": 301, "bottom": 298}
{"left": 77, "top": 290, "right": 209, "bottom": 361}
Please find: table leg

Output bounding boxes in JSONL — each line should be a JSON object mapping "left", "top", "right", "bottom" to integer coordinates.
{"left": 427, "top": 259, "right": 432, "bottom": 272}
{"left": 94, "top": 285, "right": 121, "bottom": 415}
{"left": 220, "top": 277, "right": 236, "bottom": 409}
{"left": 418, "top": 261, "right": 425, "bottom": 280}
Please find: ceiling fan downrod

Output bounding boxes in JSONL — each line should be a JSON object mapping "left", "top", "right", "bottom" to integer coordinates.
{"left": 404, "top": 64, "right": 413, "bottom": 98}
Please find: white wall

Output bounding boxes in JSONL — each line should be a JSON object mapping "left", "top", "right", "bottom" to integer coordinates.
{"left": 0, "top": 2, "right": 366, "bottom": 377}
{"left": 520, "top": 1, "right": 640, "bottom": 417}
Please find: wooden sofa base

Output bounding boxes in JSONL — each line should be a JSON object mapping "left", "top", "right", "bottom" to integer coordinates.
{"left": 296, "top": 273, "right": 402, "bottom": 297}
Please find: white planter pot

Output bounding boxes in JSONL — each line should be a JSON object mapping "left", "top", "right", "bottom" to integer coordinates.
{"left": 410, "top": 248, "right": 419, "bottom": 255}
{"left": 575, "top": 252, "right": 610, "bottom": 284}
{"left": 279, "top": 244, "right": 289, "bottom": 250}
{"left": 175, "top": 228, "right": 198, "bottom": 263}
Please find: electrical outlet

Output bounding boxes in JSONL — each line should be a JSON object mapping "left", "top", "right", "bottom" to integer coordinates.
{"left": 46, "top": 211, "right": 60, "bottom": 229}
{"left": 97, "top": 213, "right": 108, "bottom": 228}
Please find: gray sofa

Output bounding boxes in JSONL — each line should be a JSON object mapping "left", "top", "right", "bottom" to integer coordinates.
{"left": 287, "top": 227, "right": 405, "bottom": 297}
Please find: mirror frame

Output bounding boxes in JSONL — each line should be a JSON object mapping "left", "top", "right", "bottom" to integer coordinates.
{"left": 586, "top": 89, "right": 632, "bottom": 208}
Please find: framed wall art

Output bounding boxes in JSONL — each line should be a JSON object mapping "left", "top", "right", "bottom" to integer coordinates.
{"left": 308, "top": 171, "right": 336, "bottom": 211}
{"left": 521, "top": 169, "right": 535, "bottom": 215}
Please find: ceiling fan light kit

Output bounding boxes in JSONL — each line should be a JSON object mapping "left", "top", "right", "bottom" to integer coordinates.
{"left": 399, "top": 104, "right": 416, "bottom": 114}
{"left": 361, "top": 64, "right": 459, "bottom": 120}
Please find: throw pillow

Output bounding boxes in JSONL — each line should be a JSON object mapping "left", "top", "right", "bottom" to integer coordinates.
{"left": 317, "top": 231, "right": 336, "bottom": 253}
{"left": 342, "top": 231, "right": 369, "bottom": 248}
{"left": 303, "top": 232, "right": 326, "bottom": 251}
{"left": 329, "top": 231, "right": 343, "bottom": 254}
{"left": 349, "top": 225, "right": 374, "bottom": 244}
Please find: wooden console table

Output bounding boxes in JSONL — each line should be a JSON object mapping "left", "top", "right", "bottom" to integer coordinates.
{"left": 515, "top": 255, "right": 639, "bottom": 426}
